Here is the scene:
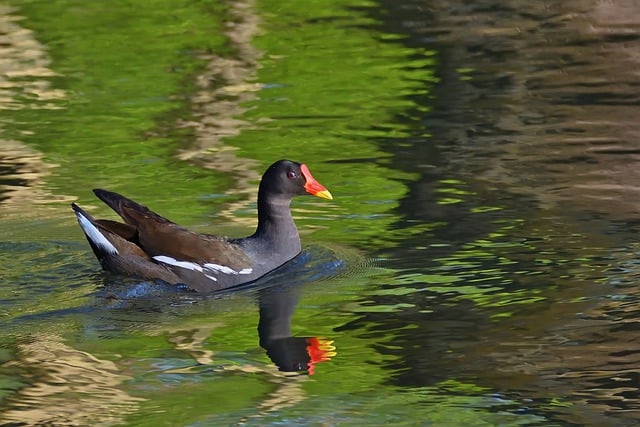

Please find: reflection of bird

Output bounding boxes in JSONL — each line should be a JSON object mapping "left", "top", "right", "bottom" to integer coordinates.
{"left": 261, "top": 336, "right": 335, "bottom": 375}
{"left": 72, "top": 160, "right": 332, "bottom": 292}
{"left": 258, "top": 285, "right": 336, "bottom": 375}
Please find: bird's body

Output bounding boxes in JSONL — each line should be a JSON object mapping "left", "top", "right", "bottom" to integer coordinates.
{"left": 72, "top": 160, "right": 332, "bottom": 292}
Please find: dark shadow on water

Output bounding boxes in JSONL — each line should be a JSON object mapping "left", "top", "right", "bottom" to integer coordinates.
{"left": 8, "top": 245, "right": 343, "bottom": 379}
{"left": 11, "top": 245, "right": 347, "bottom": 321}
{"left": 257, "top": 282, "right": 336, "bottom": 375}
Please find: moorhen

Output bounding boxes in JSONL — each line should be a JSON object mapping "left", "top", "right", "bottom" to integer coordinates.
{"left": 72, "top": 160, "right": 332, "bottom": 292}
{"left": 258, "top": 285, "right": 335, "bottom": 374}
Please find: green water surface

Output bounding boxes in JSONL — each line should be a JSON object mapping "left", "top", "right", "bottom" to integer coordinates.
{"left": 0, "top": 0, "right": 632, "bottom": 426}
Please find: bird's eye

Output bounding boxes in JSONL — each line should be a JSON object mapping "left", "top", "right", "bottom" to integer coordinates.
{"left": 287, "top": 170, "right": 297, "bottom": 179}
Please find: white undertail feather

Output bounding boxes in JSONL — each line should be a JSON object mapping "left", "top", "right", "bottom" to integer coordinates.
{"left": 75, "top": 212, "right": 119, "bottom": 255}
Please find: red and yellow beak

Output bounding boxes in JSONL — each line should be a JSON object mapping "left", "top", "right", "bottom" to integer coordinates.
{"left": 306, "top": 337, "right": 336, "bottom": 375}
{"left": 301, "top": 164, "right": 333, "bottom": 200}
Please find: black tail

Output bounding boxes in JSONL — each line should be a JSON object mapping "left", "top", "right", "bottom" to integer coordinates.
{"left": 93, "top": 189, "right": 174, "bottom": 226}
{"left": 93, "top": 189, "right": 142, "bottom": 220}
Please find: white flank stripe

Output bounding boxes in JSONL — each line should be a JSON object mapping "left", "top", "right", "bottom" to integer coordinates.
{"left": 153, "top": 255, "right": 203, "bottom": 272}
{"left": 75, "top": 212, "right": 118, "bottom": 255}
{"left": 152, "top": 256, "right": 245, "bottom": 281}
{"left": 204, "top": 263, "right": 239, "bottom": 275}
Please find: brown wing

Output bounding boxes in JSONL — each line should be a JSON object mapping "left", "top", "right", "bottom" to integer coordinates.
{"left": 93, "top": 188, "right": 252, "bottom": 270}
{"left": 95, "top": 219, "right": 137, "bottom": 241}
{"left": 137, "top": 219, "right": 251, "bottom": 269}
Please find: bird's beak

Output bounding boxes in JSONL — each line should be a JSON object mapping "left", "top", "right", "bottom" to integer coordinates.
{"left": 301, "top": 164, "right": 333, "bottom": 200}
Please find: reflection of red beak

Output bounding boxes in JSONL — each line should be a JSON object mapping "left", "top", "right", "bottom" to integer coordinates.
{"left": 306, "top": 337, "right": 336, "bottom": 375}
{"left": 301, "top": 164, "right": 333, "bottom": 200}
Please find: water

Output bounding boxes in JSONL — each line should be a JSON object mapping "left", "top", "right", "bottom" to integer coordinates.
{"left": 1, "top": 0, "right": 640, "bottom": 425}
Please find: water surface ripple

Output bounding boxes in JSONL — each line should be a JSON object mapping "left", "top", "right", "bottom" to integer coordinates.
{"left": 1, "top": 0, "right": 640, "bottom": 426}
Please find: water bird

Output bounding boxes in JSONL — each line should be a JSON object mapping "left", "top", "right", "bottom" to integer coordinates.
{"left": 72, "top": 160, "right": 332, "bottom": 292}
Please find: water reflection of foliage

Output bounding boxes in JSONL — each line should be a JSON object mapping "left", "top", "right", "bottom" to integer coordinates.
{"left": 0, "top": 334, "right": 143, "bottom": 426}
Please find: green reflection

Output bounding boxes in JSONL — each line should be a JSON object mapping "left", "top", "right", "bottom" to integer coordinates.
{"left": 4, "top": 0, "right": 232, "bottom": 222}
{"left": 0, "top": 0, "right": 562, "bottom": 425}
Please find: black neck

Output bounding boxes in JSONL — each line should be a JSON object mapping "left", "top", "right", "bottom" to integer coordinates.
{"left": 252, "top": 192, "right": 301, "bottom": 254}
